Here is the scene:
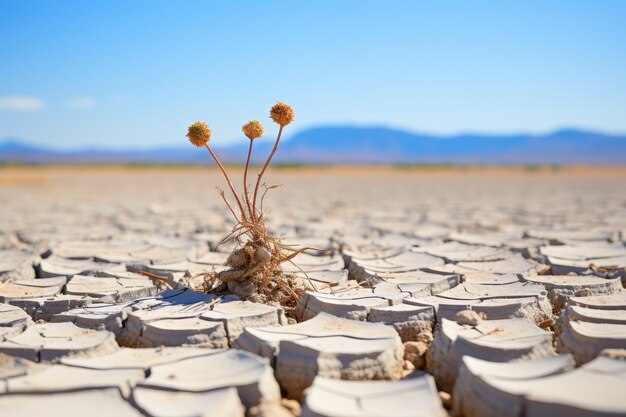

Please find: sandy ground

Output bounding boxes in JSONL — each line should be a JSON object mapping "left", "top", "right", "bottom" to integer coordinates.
{"left": 2, "top": 166, "right": 625, "bottom": 230}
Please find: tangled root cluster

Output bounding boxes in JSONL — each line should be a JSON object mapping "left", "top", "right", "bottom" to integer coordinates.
{"left": 197, "top": 229, "right": 306, "bottom": 316}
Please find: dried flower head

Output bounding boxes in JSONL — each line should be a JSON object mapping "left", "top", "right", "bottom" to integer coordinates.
{"left": 186, "top": 121, "right": 211, "bottom": 147}
{"left": 269, "top": 102, "right": 294, "bottom": 126}
{"left": 242, "top": 120, "right": 264, "bottom": 140}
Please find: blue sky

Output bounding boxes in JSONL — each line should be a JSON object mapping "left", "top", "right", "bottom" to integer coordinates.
{"left": 1, "top": 0, "right": 625, "bottom": 150}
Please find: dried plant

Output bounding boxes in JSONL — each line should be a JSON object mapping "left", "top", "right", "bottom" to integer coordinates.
{"left": 186, "top": 103, "right": 305, "bottom": 313}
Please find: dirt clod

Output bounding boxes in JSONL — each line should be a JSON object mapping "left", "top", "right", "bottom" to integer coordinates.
{"left": 456, "top": 310, "right": 485, "bottom": 326}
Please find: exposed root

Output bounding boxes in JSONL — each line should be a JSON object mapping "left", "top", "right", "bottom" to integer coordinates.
{"left": 473, "top": 326, "right": 504, "bottom": 339}
{"left": 136, "top": 270, "right": 172, "bottom": 291}
{"left": 193, "top": 219, "right": 308, "bottom": 318}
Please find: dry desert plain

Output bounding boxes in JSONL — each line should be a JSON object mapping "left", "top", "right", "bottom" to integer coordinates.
{"left": 0, "top": 165, "right": 626, "bottom": 417}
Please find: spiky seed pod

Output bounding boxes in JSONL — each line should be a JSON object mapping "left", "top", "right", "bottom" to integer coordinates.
{"left": 242, "top": 120, "right": 264, "bottom": 140}
{"left": 269, "top": 102, "right": 294, "bottom": 126}
{"left": 186, "top": 121, "right": 211, "bottom": 147}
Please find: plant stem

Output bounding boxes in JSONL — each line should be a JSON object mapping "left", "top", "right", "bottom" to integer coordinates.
{"left": 243, "top": 138, "right": 254, "bottom": 219}
{"left": 252, "top": 125, "right": 283, "bottom": 219}
{"left": 204, "top": 144, "right": 247, "bottom": 221}
{"left": 219, "top": 189, "right": 240, "bottom": 223}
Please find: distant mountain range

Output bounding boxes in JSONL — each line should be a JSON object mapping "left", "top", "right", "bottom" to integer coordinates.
{"left": 1, "top": 127, "right": 626, "bottom": 165}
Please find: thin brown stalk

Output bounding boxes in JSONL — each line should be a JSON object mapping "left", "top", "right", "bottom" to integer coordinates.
{"left": 276, "top": 247, "right": 309, "bottom": 267}
{"left": 252, "top": 125, "right": 283, "bottom": 220}
{"left": 217, "top": 187, "right": 240, "bottom": 223}
{"left": 205, "top": 144, "right": 247, "bottom": 221}
{"left": 287, "top": 259, "right": 317, "bottom": 291}
{"left": 136, "top": 271, "right": 172, "bottom": 289}
{"left": 259, "top": 184, "right": 281, "bottom": 215}
{"left": 260, "top": 187, "right": 269, "bottom": 215}
{"left": 218, "top": 225, "right": 253, "bottom": 247}
{"left": 243, "top": 138, "right": 254, "bottom": 218}
{"left": 217, "top": 221, "right": 253, "bottom": 246}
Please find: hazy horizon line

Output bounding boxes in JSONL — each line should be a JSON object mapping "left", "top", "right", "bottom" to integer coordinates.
{"left": 2, "top": 123, "right": 626, "bottom": 153}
